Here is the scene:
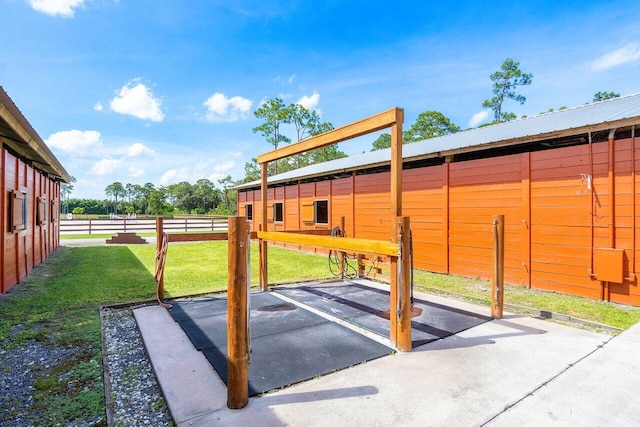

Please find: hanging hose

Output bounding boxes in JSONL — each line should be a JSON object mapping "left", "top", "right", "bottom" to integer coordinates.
{"left": 328, "top": 226, "right": 358, "bottom": 279}
{"left": 155, "top": 232, "right": 172, "bottom": 308}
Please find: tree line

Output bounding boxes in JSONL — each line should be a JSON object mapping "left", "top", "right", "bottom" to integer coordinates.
{"left": 61, "top": 177, "right": 237, "bottom": 216}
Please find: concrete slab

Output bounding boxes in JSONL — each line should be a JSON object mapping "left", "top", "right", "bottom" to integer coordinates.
{"left": 133, "top": 284, "right": 629, "bottom": 426}
{"left": 487, "top": 321, "right": 640, "bottom": 426}
{"left": 132, "top": 306, "right": 226, "bottom": 425}
{"left": 186, "top": 312, "right": 609, "bottom": 426}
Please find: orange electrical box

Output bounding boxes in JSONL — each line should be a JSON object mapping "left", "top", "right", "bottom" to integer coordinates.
{"left": 594, "top": 248, "right": 624, "bottom": 283}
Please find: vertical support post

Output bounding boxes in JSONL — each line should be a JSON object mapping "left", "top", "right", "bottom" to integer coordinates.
{"left": 390, "top": 231, "right": 399, "bottom": 346}
{"left": 492, "top": 215, "right": 505, "bottom": 319}
{"left": 357, "top": 254, "right": 365, "bottom": 278}
{"left": 227, "top": 216, "right": 249, "bottom": 409}
{"left": 260, "top": 162, "right": 268, "bottom": 291}
{"left": 339, "top": 216, "right": 346, "bottom": 279}
{"left": 156, "top": 217, "right": 164, "bottom": 299}
{"left": 396, "top": 216, "right": 412, "bottom": 352}
{"left": 389, "top": 108, "right": 404, "bottom": 348}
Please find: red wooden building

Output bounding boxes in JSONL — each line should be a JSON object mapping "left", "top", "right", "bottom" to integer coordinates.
{"left": 237, "top": 94, "right": 640, "bottom": 306}
{"left": 0, "top": 86, "right": 71, "bottom": 293}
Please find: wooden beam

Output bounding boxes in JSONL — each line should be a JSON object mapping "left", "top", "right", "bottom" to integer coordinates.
{"left": 390, "top": 109, "right": 404, "bottom": 219}
{"left": 492, "top": 215, "right": 505, "bottom": 319}
{"left": 258, "top": 231, "right": 398, "bottom": 257}
{"left": 257, "top": 108, "right": 403, "bottom": 164}
{"left": 278, "top": 229, "right": 332, "bottom": 236}
{"left": 167, "top": 232, "right": 229, "bottom": 242}
{"left": 260, "top": 162, "right": 268, "bottom": 291}
{"left": 396, "top": 216, "right": 412, "bottom": 352}
{"left": 227, "top": 216, "right": 249, "bottom": 409}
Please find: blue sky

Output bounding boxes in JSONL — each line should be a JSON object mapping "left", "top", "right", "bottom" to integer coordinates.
{"left": 2, "top": 0, "right": 640, "bottom": 199}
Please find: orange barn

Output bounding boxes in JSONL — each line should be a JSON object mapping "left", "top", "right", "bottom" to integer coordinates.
{"left": 237, "top": 94, "right": 640, "bottom": 306}
{"left": 0, "top": 86, "right": 71, "bottom": 293}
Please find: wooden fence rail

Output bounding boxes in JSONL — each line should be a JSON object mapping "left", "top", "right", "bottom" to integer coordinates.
{"left": 60, "top": 217, "right": 229, "bottom": 235}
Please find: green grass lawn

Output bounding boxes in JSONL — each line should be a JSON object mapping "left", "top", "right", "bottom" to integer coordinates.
{"left": 1, "top": 241, "right": 639, "bottom": 424}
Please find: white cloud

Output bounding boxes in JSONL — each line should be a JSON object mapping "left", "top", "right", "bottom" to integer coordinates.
{"left": 214, "top": 161, "right": 234, "bottom": 173}
{"left": 591, "top": 43, "right": 640, "bottom": 71}
{"left": 297, "top": 92, "right": 320, "bottom": 111}
{"left": 126, "top": 142, "right": 154, "bottom": 157}
{"left": 160, "top": 169, "right": 179, "bottom": 185}
{"left": 468, "top": 110, "right": 490, "bottom": 127}
{"left": 28, "top": 0, "right": 85, "bottom": 18}
{"left": 110, "top": 80, "right": 164, "bottom": 122}
{"left": 91, "top": 158, "right": 120, "bottom": 175}
{"left": 203, "top": 92, "right": 252, "bottom": 122}
{"left": 287, "top": 74, "right": 296, "bottom": 84}
{"left": 93, "top": 102, "right": 104, "bottom": 111}
{"left": 45, "top": 129, "right": 101, "bottom": 154}
{"left": 129, "top": 166, "right": 145, "bottom": 178}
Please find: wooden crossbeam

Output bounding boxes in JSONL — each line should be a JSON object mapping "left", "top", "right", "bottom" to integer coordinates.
{"left": 257, "top": 108, "right": 403, "bottom": 164}
{"left": 258, "top": 231, "right": 398, "bottom": 257}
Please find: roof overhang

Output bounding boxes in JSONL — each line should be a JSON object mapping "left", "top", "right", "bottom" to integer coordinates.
{"left": 0, "top": 87, "right": 71, "bottom": 183}
{"left": 235, "top": 94, "right": 640, "bottom": 192}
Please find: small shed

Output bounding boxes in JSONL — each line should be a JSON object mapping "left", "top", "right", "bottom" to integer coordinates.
{"left": 237, "top": 94, "right": 640, "bottom": 306}
{"left": 0, "top": 86, "right": 71, "bottom": 293}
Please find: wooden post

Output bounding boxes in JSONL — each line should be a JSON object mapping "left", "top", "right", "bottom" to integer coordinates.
{"left": 492, "top": 215, "right": 505, "bottom": 319}
{"left": 390, "top": 108, "right": 404, "bottom": 349}
{"left": 396, "top": 216, "right": 412, "bottom": 351}
{"left": 227, "top": 216, "right": 249, "bottom": 409}
{"left": 155, "top": 217, "right": 164, "bottom": 300}
{"left": 339, "top": 216, "right": 346, "bottom": 279}
{"left": 358, "top": 254, "right": 365, "bottom": 278}
{"left": 260, "top": 162, "right": 268, "bottom": 291}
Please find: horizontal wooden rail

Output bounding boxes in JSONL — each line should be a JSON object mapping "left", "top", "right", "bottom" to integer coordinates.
{"left": 167, "top": 231, "right": 258, "bottom": 243}
{"left": 258, "top": 231, "right": 398, "bottom": 257}
{"left": 257, "top": 108, "right": 403, "bottom": 164}
{"left": 278, "top": 229, "right": 332, "bottom": 236}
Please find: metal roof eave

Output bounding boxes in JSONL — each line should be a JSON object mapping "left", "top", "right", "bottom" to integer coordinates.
{"left": 0, "top": 89, "right": 72, "bottom": 183}
{"left": 235, "top": 94, "right": 640, "bottom": 192}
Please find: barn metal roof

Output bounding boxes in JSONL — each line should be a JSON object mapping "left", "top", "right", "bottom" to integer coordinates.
{"left": 0, "top": 86, "right": 71, "bottom": 183}
{"left": 236, "top": 93, "right": 640, "bottom": 190}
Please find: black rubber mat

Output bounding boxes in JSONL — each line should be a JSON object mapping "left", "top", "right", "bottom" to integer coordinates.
{"left": 272, "top": 281, "right": 491, "bottom": 348}
{"left": 168, "top": 292, "right": 394, "bottom": 396}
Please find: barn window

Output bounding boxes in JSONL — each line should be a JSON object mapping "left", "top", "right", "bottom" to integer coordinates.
{"left": 245, "top": 204, "right": 253, "bottom": 220}
{"left": 314, "top": 200, "right": 329, "bottom": 224}
{"left": 37, "top": 195, "right": 47, "bottom": 226}
{"left": 10, "top": 190, "right": 27, "bottom": 233}
{"left": 273, "top": 202, "right": 284, "bottom": 223}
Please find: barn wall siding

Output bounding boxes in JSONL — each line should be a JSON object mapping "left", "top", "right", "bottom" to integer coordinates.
{"left": 1, "top": 148, "right": 61, "bottom": 293}
{"left": 239, "top": 137, "right": 640, "bottom": 305}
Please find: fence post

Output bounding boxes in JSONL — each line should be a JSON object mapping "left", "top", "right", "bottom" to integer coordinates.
{"left": 124, "top": 218, "right": 127, "bottom": 232}
{"left": 89, "top": 218, "right": 92, "bottom": 235}
{"left": 227, "top": 216, "right": 249, "bottom": 409}
{"left": 185, "top": 218, "right": 188, "bottom": 232}
{"left": 156, "top": 217, "right": 165, "bottom": 300}
{"left": 390, "top": 216, "right": 412, "bottom": 352}
{"left": 339, "top": 216, "right": 346, "bottom": 279}
{"left": 492, "top": 215, "right": 505, "bottom": 319}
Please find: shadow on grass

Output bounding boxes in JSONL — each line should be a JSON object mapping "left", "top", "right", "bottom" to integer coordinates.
{"left": 0, "top": 245, "right": 157, "bottom": 426}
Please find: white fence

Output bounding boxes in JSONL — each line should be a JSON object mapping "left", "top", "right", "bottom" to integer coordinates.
{"left": 60, "top": 216, "right": 229, "bottom": 235}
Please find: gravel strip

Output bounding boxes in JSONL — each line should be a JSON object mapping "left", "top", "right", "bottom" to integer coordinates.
{"left": 0, "top": 337, "right": 84, "bottom": 426}
{"left": 101, "top": 306, "right": 173, "bottom": 426}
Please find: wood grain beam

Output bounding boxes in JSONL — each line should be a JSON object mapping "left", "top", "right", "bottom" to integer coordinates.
{"left": 257, "top": 108, "right": 403, "bottom": 164}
